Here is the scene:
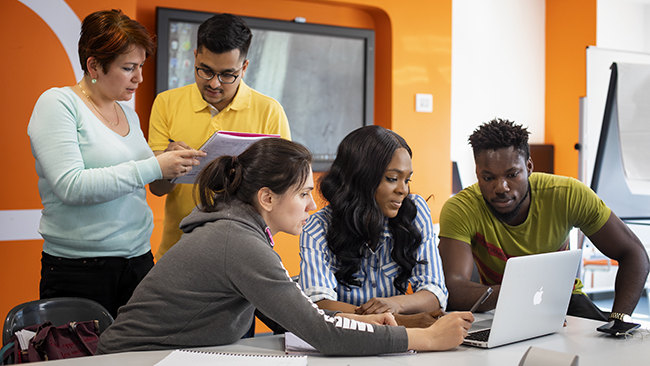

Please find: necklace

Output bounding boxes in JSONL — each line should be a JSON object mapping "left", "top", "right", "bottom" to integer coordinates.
{"left": 78, "top": 83, "right": 119, "bottom": 126}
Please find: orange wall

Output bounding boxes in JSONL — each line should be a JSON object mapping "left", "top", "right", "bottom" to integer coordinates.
{"left": 545, "top": 0, "right": 597, "bottom": 178}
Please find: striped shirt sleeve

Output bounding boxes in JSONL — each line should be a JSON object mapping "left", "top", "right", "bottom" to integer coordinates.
{"left": 409, "top": 194, "right": 449, "bottom": 309}
{"left": 299, "top": 208, "right": 339, "bottom": 302}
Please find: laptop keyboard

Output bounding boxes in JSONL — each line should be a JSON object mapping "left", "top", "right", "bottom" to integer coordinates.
{"left": 465, "top": 329, "right": 491, "bottom": 342}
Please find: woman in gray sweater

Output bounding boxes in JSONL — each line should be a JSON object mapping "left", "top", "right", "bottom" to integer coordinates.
{"left": 97, "top": 138, "right": 473, "bottom": 356}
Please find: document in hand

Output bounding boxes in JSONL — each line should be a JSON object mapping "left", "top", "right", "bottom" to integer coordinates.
{"left": 171, "top": 131, "right": 280, "bottom": 184}
{"left": 154, "top": 349, "right": 307, "bottom": 366}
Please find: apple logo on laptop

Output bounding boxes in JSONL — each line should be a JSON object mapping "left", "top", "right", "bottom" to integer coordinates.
{"left": 533, "top": 287, "right": 544, "bottom": 305}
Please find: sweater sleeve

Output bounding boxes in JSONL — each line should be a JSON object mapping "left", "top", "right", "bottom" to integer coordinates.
{"left": 27, "top": 88, "right": 161, "bottom": 205}
{"left": 226, "top": 234, "right": 409, "bottom": 356}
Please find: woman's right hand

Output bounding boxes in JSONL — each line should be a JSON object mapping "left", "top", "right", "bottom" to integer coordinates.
{"left": 156, "top": 149, "right": 206, "bottom": 180}
{"left": 406, "top": 311, "right": 474, "bottom": 351}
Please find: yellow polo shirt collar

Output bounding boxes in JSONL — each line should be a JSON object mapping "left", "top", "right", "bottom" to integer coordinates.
{"left": 190, "top": 81, "right": 253, "bottom": 114}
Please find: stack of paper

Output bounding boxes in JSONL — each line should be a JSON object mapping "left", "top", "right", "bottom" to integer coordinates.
{"left": 284, "top": 332, "right": 320, "bottom": 355}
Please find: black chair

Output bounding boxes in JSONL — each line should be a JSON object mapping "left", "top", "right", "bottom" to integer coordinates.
{"left": 2, "top": 297, "right": 114, "bottom": 345}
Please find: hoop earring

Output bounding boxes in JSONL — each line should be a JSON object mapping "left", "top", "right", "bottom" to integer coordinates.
{"left": 91, "top": 78, "right": 97, "bottom": 84}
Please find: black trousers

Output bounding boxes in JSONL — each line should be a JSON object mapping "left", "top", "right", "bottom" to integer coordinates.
{"left": 40, "top": 251, "right": 154, "bottom": 319}
{"left": 567, "top": 293, "right": 609, "bottom": 321}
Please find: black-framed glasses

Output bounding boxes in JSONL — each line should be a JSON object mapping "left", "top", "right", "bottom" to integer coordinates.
{"left": 195, "top": 65, "right": 243, "bottom": 84}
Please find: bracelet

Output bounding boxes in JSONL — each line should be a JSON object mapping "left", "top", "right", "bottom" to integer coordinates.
{"left": 608, "top": 312, "right": 632, "bottom": 322}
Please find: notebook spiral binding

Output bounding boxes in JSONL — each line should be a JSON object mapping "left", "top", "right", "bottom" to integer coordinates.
{"left": 178, "top": 349, "right": 304, "bottom": 358}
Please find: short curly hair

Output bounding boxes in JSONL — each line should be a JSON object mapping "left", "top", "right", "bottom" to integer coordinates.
{"left": 468, "top": 118, "right": 530, "bottom": 160}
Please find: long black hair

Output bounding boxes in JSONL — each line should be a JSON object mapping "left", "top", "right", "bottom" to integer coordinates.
{"left": 195, "top": 138, "right": 312, "bottom": 211}
{"left": 320, "top": 126, "right": 425, "bottom": 294}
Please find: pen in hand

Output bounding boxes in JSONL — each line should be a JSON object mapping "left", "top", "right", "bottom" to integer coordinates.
{"left": 469, "top": 287, "right": 493, "bottom": 313}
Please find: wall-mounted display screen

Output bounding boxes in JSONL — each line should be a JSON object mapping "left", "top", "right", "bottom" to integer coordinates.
{"left": 156, "top": 7, "right": 375, "bottom": 171}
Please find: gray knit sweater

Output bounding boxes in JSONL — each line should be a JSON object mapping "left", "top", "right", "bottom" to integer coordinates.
{"left": 97, "top": 200, "right": 408, "bottom": 356}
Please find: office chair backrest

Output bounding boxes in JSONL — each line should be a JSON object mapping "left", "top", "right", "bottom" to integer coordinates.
{"left": 2, "top": 297, "right": 114, "bottom": 345}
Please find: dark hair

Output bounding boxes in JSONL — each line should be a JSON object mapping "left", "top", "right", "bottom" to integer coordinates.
{"left": 196, "top": 139, "right": 312, "bottom": 211}
{"left": 468, "top": 118, "right": 531, "bottom": 160}
{"left": 197, "top": 13, "right": 252, "bottom": 59}
{"left": 320, "top": 125, "right": 424, "bottom": 294}
{"left": 78, "top": 9, "right": 155, "bottom": 75}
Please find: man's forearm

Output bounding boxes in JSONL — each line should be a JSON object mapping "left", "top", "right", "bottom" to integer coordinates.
{"left": 388, "top": 290, "right": 441, "bottom": 314}
{"left": 149, "top": 179, "right": 176, "bottom": 196}
{"left": 446, "top": 277, "right": 501, "bottom": 312}
{"left": 612, "top": 255, "right": 650, "bottom": 315}
{"left": 315, "top": 299, "right": 358, "bottom": 313}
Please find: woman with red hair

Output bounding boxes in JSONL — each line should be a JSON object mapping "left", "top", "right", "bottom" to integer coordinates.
{"left": 27, "top": 9, "right": 204, "bottom": 317}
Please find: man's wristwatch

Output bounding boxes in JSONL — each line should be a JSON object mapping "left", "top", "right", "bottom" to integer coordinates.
{"left": 608, "top": 312, "right": 632, "bottom": 323}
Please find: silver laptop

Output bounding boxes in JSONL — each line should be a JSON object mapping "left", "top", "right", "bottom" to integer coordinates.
{"left": 463, "top": 250, "right": 582, "bottom": 348}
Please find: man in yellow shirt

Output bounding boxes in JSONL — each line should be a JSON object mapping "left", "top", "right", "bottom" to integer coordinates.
{"left": 148, "top": 13, "right": 291, "bottom": 260}
{"left": 438, "top": 118, "right": 648, "bottom": 321}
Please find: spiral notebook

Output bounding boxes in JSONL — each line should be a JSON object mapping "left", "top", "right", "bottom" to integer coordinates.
{"left": 154, "top": 349, "right": 307, "bottom": 366}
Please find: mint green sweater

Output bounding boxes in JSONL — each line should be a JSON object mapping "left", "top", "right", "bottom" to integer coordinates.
{"left": 28, "top": 87, "right": 162, "bottom": 258}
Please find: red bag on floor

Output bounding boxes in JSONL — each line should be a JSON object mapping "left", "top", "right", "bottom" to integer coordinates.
{"left": 2, "top": 320, "right": 100, "bottom": 363}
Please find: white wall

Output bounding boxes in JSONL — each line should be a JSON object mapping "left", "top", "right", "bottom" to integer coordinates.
{"left": 581, "top": 0, "right": 650, "bottom": 187}
{"left": 597, "top": 0, "right": 650, "bottom": 53}
{"left": 451, "top": 0, "right": 546, "bottom": 188}
{"left": 450, "top": 0, "right": 650, "bottom": 190}
{"left": 585, "top": 0, "right": 650, "bottom": 294}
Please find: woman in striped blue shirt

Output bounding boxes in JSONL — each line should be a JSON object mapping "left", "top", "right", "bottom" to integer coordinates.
{"left": 299, "top": 126, "right": 448, "bottom": 328}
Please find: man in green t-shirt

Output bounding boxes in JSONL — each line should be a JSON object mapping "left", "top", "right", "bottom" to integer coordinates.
{"left": 439, "top": 118, "right": 649, "bottom": 321}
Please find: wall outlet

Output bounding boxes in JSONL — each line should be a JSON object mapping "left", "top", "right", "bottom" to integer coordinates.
{"left": 415, "top": 93, "right": 433, "bottom": 113}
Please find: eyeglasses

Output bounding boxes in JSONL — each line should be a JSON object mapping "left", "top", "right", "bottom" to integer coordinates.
{"left": 195, "top": 65, "right": 243, "bottom": 84}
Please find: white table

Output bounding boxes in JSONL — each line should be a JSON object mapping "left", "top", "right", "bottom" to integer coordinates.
{"left": 30, "top": 316, "right": 650, "bottom": 365}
